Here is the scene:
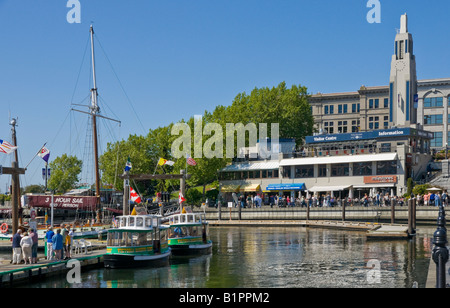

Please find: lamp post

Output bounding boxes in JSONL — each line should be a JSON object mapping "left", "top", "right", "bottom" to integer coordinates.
{"left": 432, "top": 204, "right": 449, "bottom": 288}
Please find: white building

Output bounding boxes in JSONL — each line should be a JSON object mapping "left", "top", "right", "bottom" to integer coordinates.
{"left": 219, "top": 14, "right": 440, "bottom": 200}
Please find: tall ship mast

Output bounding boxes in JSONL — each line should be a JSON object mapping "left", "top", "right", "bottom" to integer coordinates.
{"left": 72, "top": 25, "right": 120, "bottom": 222}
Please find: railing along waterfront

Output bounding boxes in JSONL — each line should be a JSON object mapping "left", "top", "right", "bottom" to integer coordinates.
{"left": 197, "top": 201, "right": 441, "bottom": 223}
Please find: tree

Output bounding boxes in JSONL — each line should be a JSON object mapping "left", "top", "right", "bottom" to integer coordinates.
{"left": 47, "top": 154, "right": 82, "bottom": 194}
{"left": 23, "top": 184, "right": 45, "bottom": 194}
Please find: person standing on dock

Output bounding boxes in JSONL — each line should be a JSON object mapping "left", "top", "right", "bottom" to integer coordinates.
{"left": 20, "top": 231, "right": 33, "bottom": 264}
{"left": 65, "top": 227, "right": 73, "bottom": 260}
{"left": 11, "top": 229, "right": 22, "bottom": 264}
{"left": 45, "top": 227, "right": 54, "bottom": 260}
{"left": 52, "top": 229, "right": 63, "bottom": 261}
{"left": 29, "top": 228, "right": 38, "bottom": 264}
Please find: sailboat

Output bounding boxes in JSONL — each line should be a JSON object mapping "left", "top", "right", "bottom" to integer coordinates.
{"left": 23, "top": 25, "right": 122, "bottom": 239}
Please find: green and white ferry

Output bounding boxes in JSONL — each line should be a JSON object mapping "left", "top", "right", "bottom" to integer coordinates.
{"left": 104, "top": 214, "right": 170, "bottom": 268}
{"left": 168, "top": 212, "right": 212, "bottom": 256}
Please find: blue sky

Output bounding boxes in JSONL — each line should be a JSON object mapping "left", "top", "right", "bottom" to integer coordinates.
{"left": 0, "top": 0, "right": 449, "bottom": 192}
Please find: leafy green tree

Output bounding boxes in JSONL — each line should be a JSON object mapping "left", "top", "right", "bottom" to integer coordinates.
{"left": 23, "top": 184, "right": 45, "bottom": 194}
{"left": 47, "top": 154, "right": 82, "bottom": 194}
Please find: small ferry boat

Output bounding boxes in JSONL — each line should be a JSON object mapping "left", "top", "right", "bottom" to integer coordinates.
{"left": 104, "top": 214, "right": 170, "bottom": 269}
{"left": 167, "top": 212, "right": 212, "bottom": 256}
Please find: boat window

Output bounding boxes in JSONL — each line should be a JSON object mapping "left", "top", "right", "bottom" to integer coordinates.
{"left": 119, "top": 217, "right": 125, "bottom": 228}
{"left": 160, "top": 229, "right": 168, "bottom": 243}
{"left": 147, "top": 232, "right": 154, "bottom": 245}
{"left": 187, "top": 215, "right": 193, "bottom": 223}
{"left": 129, "top": 217, "right": 135, "bottom": 227}
{"left": 137, "top": 232, "right": 147, "bottom": 246}
{"left": 131, "top": 232, "right": 139, "bottom": 246}
{"left": 145, "top": 217, "right": 152, "bottom": 228}
{"left": 180, "top": 215, "right": 186, "bottom": 223}
{"left": 136, "top": 217, "right": 144, "bottom": 228}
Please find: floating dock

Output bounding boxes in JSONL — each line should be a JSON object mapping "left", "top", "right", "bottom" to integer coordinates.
{"left": 0, "top": 240, "right": 106, "bottom": 287}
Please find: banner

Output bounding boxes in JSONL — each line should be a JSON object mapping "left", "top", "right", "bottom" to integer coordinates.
{"left": 26, "top": 195, "right": 97, "bottom": 210}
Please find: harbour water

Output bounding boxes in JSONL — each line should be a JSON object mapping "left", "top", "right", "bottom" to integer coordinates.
{"left": 10, "top": 225, "right": 434, "bottom": 288}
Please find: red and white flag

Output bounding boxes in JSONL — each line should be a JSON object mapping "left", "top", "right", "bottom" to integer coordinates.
{"left": 187, "top": 155, "right": 197, "bottom": 166}
{"left": 130, "top": 187, "right": 141, "bottom": 203}
{"left": 179, "top": 192, "right": 186, "bottom": 204}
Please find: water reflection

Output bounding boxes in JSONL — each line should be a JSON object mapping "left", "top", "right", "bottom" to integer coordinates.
{"left": 17, "top": 226, "right": 433, "bottom": 288}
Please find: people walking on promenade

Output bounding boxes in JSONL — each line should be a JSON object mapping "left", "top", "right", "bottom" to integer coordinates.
{"left": 29, "top": 228, "right": 38, "bottom": 264}
{"left": 20, "top": 231, "right": 33, "bottom": 264}
{"left": 11, "top": 229, "right": 22, "bottom": 264}
{"left": 45, "top": 227, "right": 54, "bottom": 260}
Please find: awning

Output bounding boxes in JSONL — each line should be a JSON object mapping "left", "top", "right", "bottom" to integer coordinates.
{"left": 307, "top": 185, "right": 352, "bottom": 192}
{"left": 220, "top": 161, "right": 279, "bottom": 172}
{"left": 266, "top": 183, "right": 305, "bottom": 191}
{"left": 239, "top": 184, "right": 261, "bottom": 192}
{"left": 280, "top": 153, "right": 398, "bottom": 166}
{"left": 220, "top": 185, "right": 240, "bottom": 193}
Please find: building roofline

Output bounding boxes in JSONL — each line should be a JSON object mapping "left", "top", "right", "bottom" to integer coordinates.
{"left": 309, "top": 77, "right": 450, "bottom": 100}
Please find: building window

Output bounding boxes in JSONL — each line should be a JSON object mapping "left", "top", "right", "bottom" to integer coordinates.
{"left": 384, "top": 98, "right": 389, "bottom": 108}
{"left": 368, "top": 116, "right": 379, "bottom": 130}
{"left": 369, "top": 99, "right": 379, "bottom": 109}
{"left": 384, "top": 116, "right": 389, "bottom": 129}
{"left": 380, "top": 143, "right": 391, "bottom": 153}
{"left": 338, "top": 121, "right": 348, "bottom": 133}
{"left": 283, "top": 167, "right": 291, "bottom": 178}
{"left": 331, "top": 163, "right": 349, "bottom": 177}
{"left": 352, "top": 120, "right": 360, "bottom": 132}
{"left": 325, "top": 121, "right": 334, "bottom": 134}
{"left": 329, "top": 105, "right": 334, "bottom": 114}
{"left": 431, "top": 132, "right": 443, "bottom": 147}
{"left": 324, "top": 105, "right": 329, "bottom": 114}
{"left": 424, "top": 114, "right": 443, "bottom": 125}
{"left": 353, "top": 162, "right": 372, "bottom": 176}
{"left": 424, "top": 97, "right": 443, "bottom": 108}
{"left": 338, "top": 104, "right": 347, "bottom": 114}
{"left": 295, "top": 165, "right": 314, "bottom": 178}
{"left": 376, "top": 160, "right": 397, "bottom": 175}
{"left": 318, "top": 164, "right": 327, "bottom": 177}
{"left": 352, "top": 104, "right": 357, "bottom": 113}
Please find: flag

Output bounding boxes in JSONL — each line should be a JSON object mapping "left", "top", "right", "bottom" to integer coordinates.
{"left": 158, "top": 158, "right": 175, "bottom": 166}
{"left": 38, "top": 146, "right": 50, "bottom": 163}
{"left": 179, "top": 192, "right": 186, "bottom": 204}
{"left": 124, "top": 157, "right": 132, "bottom": 172}
{"left": 187, "top": 155, "right": 197, "bottom": 166}
{"left": 130, "top": 187, "right": 141, "bottom": 204}
{"left": 0, "top": 139, "right": 17, "bottom": 155}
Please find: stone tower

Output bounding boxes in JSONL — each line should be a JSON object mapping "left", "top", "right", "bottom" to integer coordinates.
{"left": 389, "top": 14, "right": 418, "bottom": 127}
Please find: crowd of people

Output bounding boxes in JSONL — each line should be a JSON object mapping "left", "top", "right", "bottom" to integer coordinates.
{"left": 11, "top": 225, "right": 74, "bottom": 265}
{"left": 227, "top": 190, "right": 449, "bottom": 208}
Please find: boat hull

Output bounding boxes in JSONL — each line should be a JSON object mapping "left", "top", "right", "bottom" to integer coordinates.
{"left": 170, "top": 241, "right": 212, "bottom": 256}
{"left": 104, "top": 250, "right": 171, "bottom": 269}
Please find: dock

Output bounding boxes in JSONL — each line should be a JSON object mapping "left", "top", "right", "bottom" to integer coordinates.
{"left": 0, "top": 240, "right": 107, "bottom": 287}
{"left": 366, "top": 224, "right": 411, "bottom": 240}
{"left": 209, "top": 219, "right": 413, "bottom": 237}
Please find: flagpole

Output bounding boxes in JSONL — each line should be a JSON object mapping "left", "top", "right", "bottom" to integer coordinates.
{"left": 24, "top": 142, "right": 47, "bottom": 170}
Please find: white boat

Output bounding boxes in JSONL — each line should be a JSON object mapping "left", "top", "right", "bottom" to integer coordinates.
{"left": 167, "top": 212, "right": 212, "bottom": 256}
{"left": 104, "top": 214, "right": 170, "bottom": 268}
